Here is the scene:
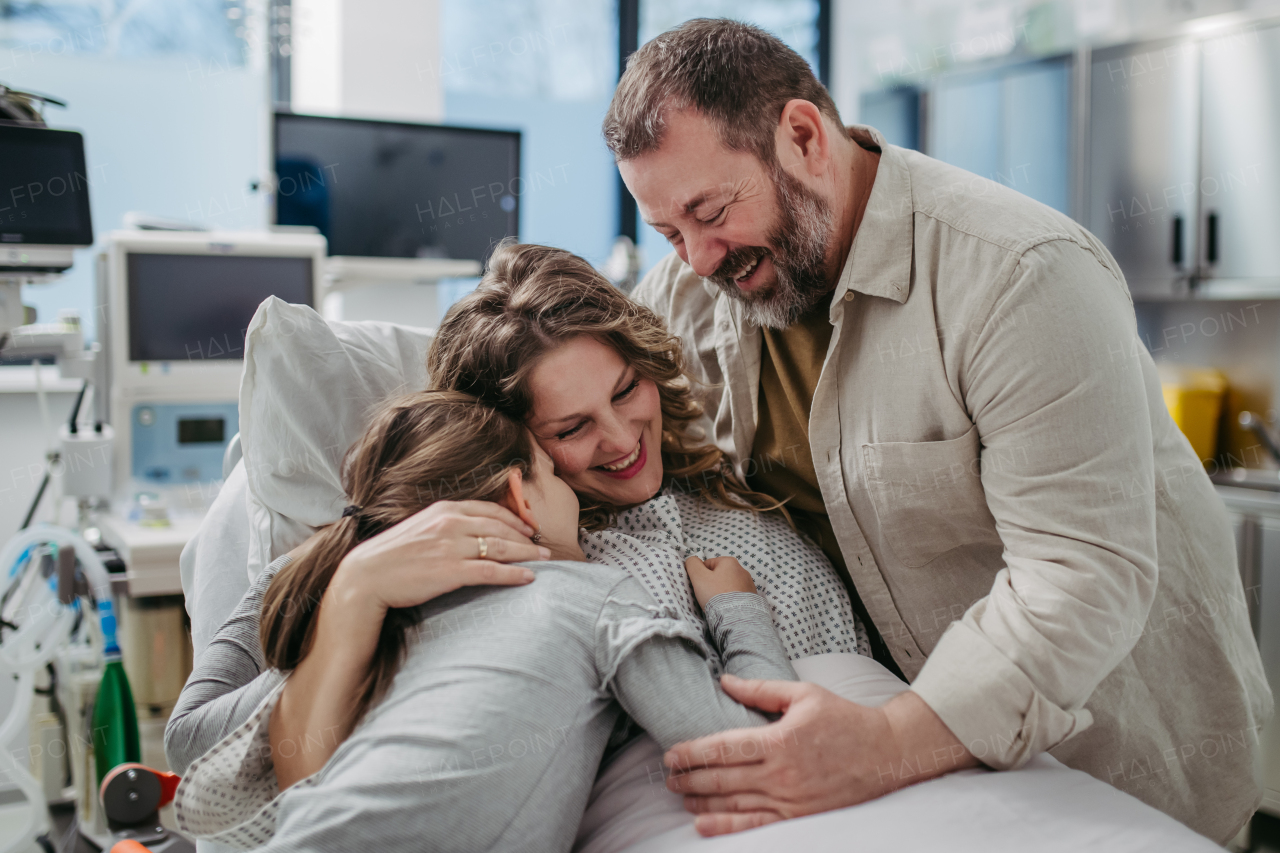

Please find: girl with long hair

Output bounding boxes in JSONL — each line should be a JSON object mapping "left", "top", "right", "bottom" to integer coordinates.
{"left": 171, "top": 390, "right": 795, "bottom": 851}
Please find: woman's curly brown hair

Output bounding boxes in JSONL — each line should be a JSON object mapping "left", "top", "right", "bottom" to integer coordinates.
{"left": 427, "top": 239, "right": 781, "bottom": 530}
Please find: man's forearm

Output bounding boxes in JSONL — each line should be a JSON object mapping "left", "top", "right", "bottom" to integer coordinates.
{"left": 879, "top": 690, "right": 981, "bottom": 792}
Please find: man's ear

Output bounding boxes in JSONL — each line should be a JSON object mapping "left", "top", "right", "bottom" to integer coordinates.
{"left": 497, "top": 467, "right": 538, "bottom": 530}
{"left": 776, "top": 98, "right": 831, "bottom": 178}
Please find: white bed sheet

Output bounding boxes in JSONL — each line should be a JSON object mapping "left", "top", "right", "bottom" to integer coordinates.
{"left": 183, "top": 303, "right": 1224, "bottom": 852}
{"left": 575, "top": 654, "right": 1221, "bottom": 853}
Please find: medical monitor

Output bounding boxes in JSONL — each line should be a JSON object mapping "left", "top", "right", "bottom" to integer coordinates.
{"left": 126, "top": 252, "right": 313, "bottom": 362}
{"left": 273, "top": 112, "right": 520, "bottom": 262}
{"left": 100, "top": 229, "right": 327, "bottom": 487}
{"left": 0, "top": 124, "right": 94, "bottom": 272}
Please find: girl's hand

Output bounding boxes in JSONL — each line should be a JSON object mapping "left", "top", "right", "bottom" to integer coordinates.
{"left": 329, "top": 500, "right": 550, "bottom": 619}
{"left": 684, "top": 555, "right": 758, "bottom": 610}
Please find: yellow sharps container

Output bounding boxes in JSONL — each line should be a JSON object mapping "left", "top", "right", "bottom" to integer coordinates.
{"left": 1159, "top": 365, "right": 1228, "bottom": 464}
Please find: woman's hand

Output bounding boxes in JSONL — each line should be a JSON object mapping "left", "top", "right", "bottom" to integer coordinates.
{"left": 684, "top": 555, "right": 758, "bottom": 610}
{"left": 329, "top": 500, "right": 551, "bottom": 619}
{"left": 271, "top": 500, "right": 548, "bottom": 790}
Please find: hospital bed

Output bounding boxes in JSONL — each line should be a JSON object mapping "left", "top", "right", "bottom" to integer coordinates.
{"left": 178, "top": 297, "right": 1226, "bottom": 852}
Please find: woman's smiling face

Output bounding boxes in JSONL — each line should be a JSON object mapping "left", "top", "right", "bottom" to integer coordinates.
{"left": 524, "top": 335, "right": 665, "bottom": 509}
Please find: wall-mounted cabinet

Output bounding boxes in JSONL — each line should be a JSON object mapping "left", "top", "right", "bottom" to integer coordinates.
{"left": 1086, "top": 37, "right": 1201, "bottom": 299}
{"left": 1087, "top": 22, "right": 1280, "bottom": 300}
{"left": 1199, "top": 24, "right": 1280, "bottom": 292}
{"left": 861, "top": 16, "right": 1280, "bottom": 302}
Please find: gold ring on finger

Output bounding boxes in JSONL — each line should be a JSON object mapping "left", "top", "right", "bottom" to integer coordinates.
{"left": 477, "top": 536, "right": 488, "bottom": 559}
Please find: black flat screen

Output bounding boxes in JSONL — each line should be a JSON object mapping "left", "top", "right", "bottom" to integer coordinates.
{"left": 0, "top": 125, "right": 94, "bottom": 245}
{"left": 274, "top": 113, "right": 519, "bottom": 262}
{"left": 178, "top": 417, "right": 225, "bottom": 444}
{"left": 127, "top": 253, "right": 313, "bottom": 362}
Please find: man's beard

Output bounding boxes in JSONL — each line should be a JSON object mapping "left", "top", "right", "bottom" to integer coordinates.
{"left": 706, "top": 161, "right": 834, "bottom": 330}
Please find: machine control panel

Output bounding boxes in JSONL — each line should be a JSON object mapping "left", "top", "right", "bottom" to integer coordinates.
{"left": 130, "top": 401, "right": 238, "bottom": 484}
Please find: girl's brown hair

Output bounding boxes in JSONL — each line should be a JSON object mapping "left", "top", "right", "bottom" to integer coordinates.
{"left": 260, "top": 390, "right": 532, "bottom": 724}
{"left": 427, "top": 239, "right": 780, "bottom": 530}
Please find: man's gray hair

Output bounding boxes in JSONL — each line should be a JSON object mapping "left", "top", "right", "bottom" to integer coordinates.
{"left": 603, "top": 18, "right": 842, "bottom": 164}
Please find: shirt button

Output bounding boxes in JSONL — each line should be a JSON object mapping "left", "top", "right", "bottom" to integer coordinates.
{"left": 843, "top": 291, "right": 854, "bottom": 302}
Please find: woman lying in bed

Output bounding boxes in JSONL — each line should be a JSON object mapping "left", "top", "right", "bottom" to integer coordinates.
{"left": 166, "top": 241, "right": 873, "bottom": 844}
{"left": 172, "top": 390, "right": 797, "bottom": 851}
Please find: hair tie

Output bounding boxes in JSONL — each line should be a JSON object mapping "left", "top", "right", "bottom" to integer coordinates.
{"left": 341, "top": 504, "right": 362, "bottom": 518}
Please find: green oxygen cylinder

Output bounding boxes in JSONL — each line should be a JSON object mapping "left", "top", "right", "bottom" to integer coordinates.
{"left": 91, "top": 594, "right": 140, "bottom": 785}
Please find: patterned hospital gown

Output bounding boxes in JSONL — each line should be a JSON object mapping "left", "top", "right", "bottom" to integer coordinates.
{"left": 581, "top": 492, "right": 871, "bottom": 660}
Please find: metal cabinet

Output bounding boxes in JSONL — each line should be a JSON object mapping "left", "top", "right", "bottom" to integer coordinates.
{"left": 1200, "top": 24, "right": 1280, "bottom": 287}
{"left": 1221, "top": 486, "right": 1280, "bottom": 815}
{"left": 1087, "top": 37, "right": 1200, "bottom": 298}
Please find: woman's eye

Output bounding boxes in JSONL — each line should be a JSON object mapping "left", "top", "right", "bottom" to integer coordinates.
{"left": 614, "top": 379, "right": 641, "bottom": 401}
{"left": 556, "top": 422, "right": 586, "bottom": 440}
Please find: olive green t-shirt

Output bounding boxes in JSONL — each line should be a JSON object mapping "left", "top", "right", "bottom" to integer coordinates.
{"left": 747, "top": 296, "right": 903, "bottom": 676}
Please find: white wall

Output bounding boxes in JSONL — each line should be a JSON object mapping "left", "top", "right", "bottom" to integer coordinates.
{"left": 292, "top": 0, "right": 443, "bottom": 121}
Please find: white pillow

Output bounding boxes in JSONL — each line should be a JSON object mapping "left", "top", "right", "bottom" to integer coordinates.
{"left": 237, "top": 297, "right": 434, "bottom": 577}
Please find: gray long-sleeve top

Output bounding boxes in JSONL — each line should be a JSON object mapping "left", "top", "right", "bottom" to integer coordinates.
{"left": 165, "top": 554, "right": 292, "bottom": 776}
{"left": 169, "top": 556, "right": 795, "bottom": 852}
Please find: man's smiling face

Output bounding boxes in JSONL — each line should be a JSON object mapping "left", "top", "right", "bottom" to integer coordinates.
{"left": 619, "top": 108, "right": 835, "bottom": 329}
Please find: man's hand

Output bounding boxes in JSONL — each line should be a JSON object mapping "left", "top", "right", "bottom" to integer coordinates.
{"left": 663, "top": 674, "right": 980, "bottom": 836}
{"left": 684, "top": 555, "right": 757, "bottom": 609}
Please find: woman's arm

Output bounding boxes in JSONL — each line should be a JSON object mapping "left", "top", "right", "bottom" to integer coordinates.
{"left": 269, "top": 500, "right": 549, "bottom": 789}
{"left": 267, "top": 563, "right": 383, "bottom": 788}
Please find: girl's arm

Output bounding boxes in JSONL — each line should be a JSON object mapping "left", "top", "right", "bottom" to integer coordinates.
{"left": 164, "top": 550, "right": 300, "bottom": 775}
{"left": 601, "top": 574, "right": 797, "bottom": 752}
{"left": 683, "top": 554, "right": 794, "bottom": 679}
{"left": 703, "top": 591, "right": 798, "bottom": 681}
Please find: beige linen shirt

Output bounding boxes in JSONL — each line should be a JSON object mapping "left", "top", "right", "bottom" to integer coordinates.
{"left": 632, "top": 125, "right": 1272, "bottom": 843}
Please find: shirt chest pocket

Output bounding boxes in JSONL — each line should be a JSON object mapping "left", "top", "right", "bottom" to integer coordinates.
{"left": 861, "top": 425, "right": 1002, "bottom": 568}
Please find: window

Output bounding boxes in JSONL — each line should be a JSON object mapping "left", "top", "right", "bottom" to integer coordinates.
{"left": 439, "top": 0, "right": 619, "bottom": 268}
{"left": 632, "top": 1, "right": 823, "bottom": 276}
{"left": 639, "top": 0, "right": 820, "bottom": 68}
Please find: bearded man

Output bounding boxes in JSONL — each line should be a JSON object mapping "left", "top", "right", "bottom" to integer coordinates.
{"left": 608, "top": 18, "right": 1270, "bottom": 844}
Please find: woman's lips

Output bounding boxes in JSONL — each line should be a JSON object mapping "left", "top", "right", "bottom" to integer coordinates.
{"left": 596, "top": 436, "right": 648, "bottom": 480}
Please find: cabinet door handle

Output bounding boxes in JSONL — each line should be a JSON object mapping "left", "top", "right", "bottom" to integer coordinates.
{"left": 1172, "top": 214, "right": 1184, "bottom": 266}
{"left": 1207, "top": 211, "right": 1219, "bottom": 265}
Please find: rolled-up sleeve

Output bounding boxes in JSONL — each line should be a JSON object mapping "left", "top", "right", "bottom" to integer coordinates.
{"left": 910, "top": 239, "right": 1159, "bottom": 768}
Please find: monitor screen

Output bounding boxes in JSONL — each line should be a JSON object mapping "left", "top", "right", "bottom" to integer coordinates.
{"left": 0, "top": 125, "right": 94, "bottom": 246}
{"left": 274, "top": 113, "right": 519, "bottom": 262}
{"left": 126, "top": 253, "right": 313, "bottom": 362}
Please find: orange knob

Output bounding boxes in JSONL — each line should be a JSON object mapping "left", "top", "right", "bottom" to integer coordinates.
{"left": 109, "top": 841, "right": 154, "bottom": 853}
